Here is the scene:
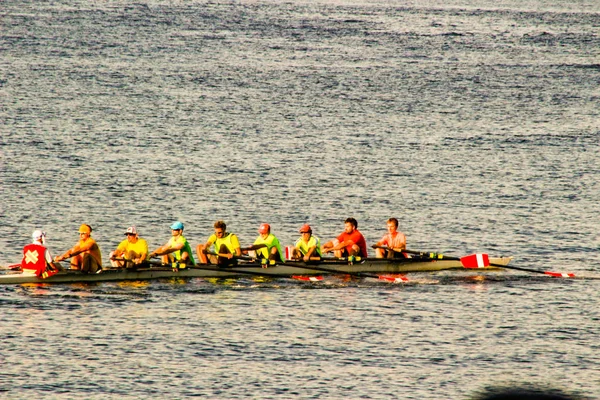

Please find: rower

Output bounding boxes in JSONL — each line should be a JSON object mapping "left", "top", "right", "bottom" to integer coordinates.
{"left": 109, "top": 226, "right": 149, "bottom": 268}
{"left": 245, "top": 223, "right": 284, "bottom": 265}
{"left": 293, "top": 224, "right": 322, "bottom": 262}
{"left": 149, "top": 221, "right": 195, "bottom": 266}
{"left": 22, "top": 230, "right": 63, "bottom": 276}
{"left": 196, "top": 220, "right": 241, "bottom": 266}
{"left": 54, "top": 224, "right": 103, "bottom": 274}
{"left": 322, "top": 217, "right": 368, "bottom": 258}
{"left": 372, "top": 218, "right": 407, "bottom": 258}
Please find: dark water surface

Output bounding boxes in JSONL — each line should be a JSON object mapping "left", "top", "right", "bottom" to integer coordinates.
{"left": 1, "top": 0, "right": 599, "bottom": 398}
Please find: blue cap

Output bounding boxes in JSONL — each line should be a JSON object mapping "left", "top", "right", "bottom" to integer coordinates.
{"left": 170, "top": 221, "right": 184, "bottom": 230}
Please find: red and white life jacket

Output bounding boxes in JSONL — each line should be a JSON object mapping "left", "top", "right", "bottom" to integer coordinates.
{"left": 22, "top": 243, "right": 47, "bottom": 277}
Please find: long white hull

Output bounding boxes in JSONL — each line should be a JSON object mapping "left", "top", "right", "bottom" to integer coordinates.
{"left": 0, "top": 257, "right": 512, "bottom": 285}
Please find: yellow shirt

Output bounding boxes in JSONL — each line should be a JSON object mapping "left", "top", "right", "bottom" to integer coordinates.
{"left": 207, "top": 232, "right": 240, "bottom": 254}
{"left": 116, "top": 238, "right": 149, "bottom": 259}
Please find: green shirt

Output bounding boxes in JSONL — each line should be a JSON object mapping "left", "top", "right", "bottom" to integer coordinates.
{"left": 294, "top": 235, "right": 322, "bottom": 257}
{"left": 167, "top": 235, "right": 195, "bottom": 264}
{"left": 253, "top": 233, "right": 284, "bottom": 262}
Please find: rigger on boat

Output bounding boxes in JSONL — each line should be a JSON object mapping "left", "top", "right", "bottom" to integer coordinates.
{"left": 1, "top": 217, "right": 580, "bottom": 285}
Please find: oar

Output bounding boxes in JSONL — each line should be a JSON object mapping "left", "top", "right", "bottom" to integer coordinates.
{"left": 281, "top": 260, "right": 409, "bottom": 283}
{"left": 1, "top": 262, "right": 60, "bottom": 278}
{"left": 204, "top": 251, "right": 278, "bottom": 267}
{"left": 371, "top": 245, "right": 435, "bottom": 261}
{"left": 374, "top": 247, "right": 443, "bottom": 260}
{"left": 202, "top": 248, "right": 277, "bottom": 267}
{"left": 146, "top": 256, "right": 325, "bottom": 281}
{"left": 397, "top": 250, "right": 577, "bottom": 278}
{"left": 146, "top": 255, "right": 405, "bottom": 282}
{"left": 291, "top": 276, "right": 324, "bottom": 282}
{"left": 3, "top": 263, "right": 22, "bottom": 271}
{"left": 240, "top": 244, "right": 267, "bottom": 252}
{"left": 458, "top": 253, "right": 576, "bottom": 278}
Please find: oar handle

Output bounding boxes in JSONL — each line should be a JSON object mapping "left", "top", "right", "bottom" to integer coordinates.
{"left": 372, "top": 245, "right": 406, "bottom": 252}
{"left": 403, "top": 248, "right": 446, "bottom": 258}
{"left": 374, "top": 246, "right": 442, "bottom": 258}
{"left": 205, "top": 251, "right": 255, "bottom": 262}
{"left": 241, "top": 244, "right": 267, "bottom": 252}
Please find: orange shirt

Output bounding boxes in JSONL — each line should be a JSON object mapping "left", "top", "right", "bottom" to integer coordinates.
{"left": 75, "top": 237, "right": 102, "bottom": 265}
{"left": 380, "top": 231, "right": 406, "bottom": 250}
{"left": 337, "top": 230, "right": 368, "bottom": 257}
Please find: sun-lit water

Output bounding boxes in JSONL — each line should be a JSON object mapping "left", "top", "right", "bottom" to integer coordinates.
{"left": 1, "top": 0, "right": 599, "bottom": 398}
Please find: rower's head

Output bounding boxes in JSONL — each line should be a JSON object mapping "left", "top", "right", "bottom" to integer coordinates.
{"left": 32, "top": 230, "right": 46, "bottom": 245}
{"left": 125, "top": 226, "right": 138, "bottom": 242}
{"left": 259, "top": 223, "right": 270, "bottom": 237}
{"left": 344, "top": 218, "right": 358, "bottom": 233}
{"left": 79, "top": 224, "right": 92, "bottom": 239}
{"left": 170, "top": 221, "right": 184, "bottom": 236}
{"left": 299, "top": 224, "right": 312, "bottom": 238}
{"left": 387, "top": 218, "right": 398, "bottom": 233}
{"left": 214, "top": 220, "right": 226, "bottom": 237}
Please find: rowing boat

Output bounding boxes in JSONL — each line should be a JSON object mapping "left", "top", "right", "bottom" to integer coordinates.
{"left": 0, "top": 256, "right": 512, "bottom": 285}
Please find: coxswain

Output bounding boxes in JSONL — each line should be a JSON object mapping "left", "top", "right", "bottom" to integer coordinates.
{"left": 322, "top": 217, "right": 368, "bottom": 258}
{"left": 109, "top": 226, "right": 149, "bottom": 268}
{"left": 196, "top": 220, "right": 241, "bottom": 265}
{"left": 293, "top": 224, "right": 322, "bottom": 262}
{"left": 54, "top": 224, "right": 103, "bottom": 273}
{"left": 22, "top": 230, "right": 63, "bottom": 277}
{"left": 149, "top": 221, "right": 195, "bottom": 265}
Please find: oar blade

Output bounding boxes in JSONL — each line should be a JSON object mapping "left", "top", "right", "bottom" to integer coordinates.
{"left": 460, "top": 254, "right": 490, "bottom": 269}
{"left": 544, "top": 271, "right": 576, "bottom": 278}
{"left": 378, "top": 274, "right": 409, "bottom": 283}
{"left": 292, "top": 275, "right": 324, "bottom": 282}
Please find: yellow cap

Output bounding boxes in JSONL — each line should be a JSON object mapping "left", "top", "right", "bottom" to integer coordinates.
{"left": 79, "top": 224, "right": 92, "bottom": 234}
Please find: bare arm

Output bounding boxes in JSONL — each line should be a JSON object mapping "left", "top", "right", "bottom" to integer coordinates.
{"left": 150, "top": 241, "right": 182, "bottom": 258}
{"left": 324, "top": 240, "right": 354, "bottom": 253}
{"left": 55, "top": 243, "right": 84, "bottom": 262}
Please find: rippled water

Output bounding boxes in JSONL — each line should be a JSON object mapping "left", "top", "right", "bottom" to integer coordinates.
{"left": 1, "top": 0, "right": 599, "bottom": 398}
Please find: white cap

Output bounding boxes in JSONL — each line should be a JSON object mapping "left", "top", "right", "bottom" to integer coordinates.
{"left": 32, "top": 230, "right": 46, "bottom": 240}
